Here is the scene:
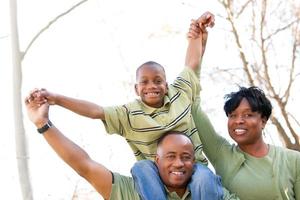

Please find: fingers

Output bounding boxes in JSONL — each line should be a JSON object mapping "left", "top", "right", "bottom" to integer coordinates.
{"left": 187, "top": 19, "right": 201, "bottom": 39}
{"left": 25, "top": 88, "right": 48, "bottom": 106}
{"left": 197, "top": 11, "right": 215, "bottom": 30}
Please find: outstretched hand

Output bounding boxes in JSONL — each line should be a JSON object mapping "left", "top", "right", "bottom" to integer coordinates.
{"left": 187, "top": 11, "right": 215, "bottom": 39}
{"left": 28, "top": 88, "right": 56, "bottom": 105}
{"left": 187, "top": 12, "right": 215, "bottom": 56}
{"left": 25, "top": 94, "right": 50, "bottom": 127}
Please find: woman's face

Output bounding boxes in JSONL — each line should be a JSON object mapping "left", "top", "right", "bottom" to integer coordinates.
{"left": 227, "top": 98, "right": 267, "bottom": 147}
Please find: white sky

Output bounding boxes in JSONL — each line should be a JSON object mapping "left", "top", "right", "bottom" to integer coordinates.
{"left": 1, "top": 0, "right": 296, "bottom": 199}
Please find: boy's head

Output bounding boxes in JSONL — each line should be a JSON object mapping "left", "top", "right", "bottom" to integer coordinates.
{"left": 135, "top": 61, "right": 168, "bottom": 108}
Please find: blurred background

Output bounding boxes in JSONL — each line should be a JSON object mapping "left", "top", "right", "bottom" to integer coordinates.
{"left": 1, "top": 0, "right": 300, "bottom": 199}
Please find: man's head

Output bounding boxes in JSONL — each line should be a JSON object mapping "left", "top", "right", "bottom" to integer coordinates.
{"left": 135, "top": 61, "right": 168, "bottom": 108}
{"left": 155, "top": 131, "right": 195, "bottom": 197}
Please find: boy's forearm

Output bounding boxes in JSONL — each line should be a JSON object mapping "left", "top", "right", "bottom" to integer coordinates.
{"left": 55, "top": 94, "right": 105, "bottom": 120}
{"left": 185, "top": 37, "right": 203, "bottom": 71}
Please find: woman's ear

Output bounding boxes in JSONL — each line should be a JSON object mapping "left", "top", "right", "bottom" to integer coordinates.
{"left": 261, "top": 117, "right": 268, "bottom": 129}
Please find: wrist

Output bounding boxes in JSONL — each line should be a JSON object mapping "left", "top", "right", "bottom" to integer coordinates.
{"left": 37, "top": 120, "right": 53, "bottom": 134}
{"left": 35, "top": 118, "right": 49, "bottom": 128}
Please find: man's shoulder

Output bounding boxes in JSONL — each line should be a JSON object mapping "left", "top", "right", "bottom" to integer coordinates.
{"left": 110, "top": 172, "right": 140, "bottom": 200}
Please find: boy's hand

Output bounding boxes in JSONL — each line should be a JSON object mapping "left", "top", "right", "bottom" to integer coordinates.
{"left": 187, "top": 12, "right": 215, "bottom": 56}
{"left": 29, "top": 88, "right": 57, "bottom": 105}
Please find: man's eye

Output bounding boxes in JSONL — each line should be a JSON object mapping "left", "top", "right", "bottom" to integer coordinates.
{"left": 182, "top": 156, "right": 192, "bottom": 161}
{"left": 166, "top": 155, "right": 175, "bottom": 160}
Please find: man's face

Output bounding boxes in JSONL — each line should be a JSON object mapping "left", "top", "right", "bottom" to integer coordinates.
{"left": 135, "top": 64, "right": 168, "bottom": 108}
{"left": 155, "top": 134, "right": 195, "bottom": 194}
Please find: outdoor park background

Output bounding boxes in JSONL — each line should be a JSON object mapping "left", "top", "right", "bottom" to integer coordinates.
{"left": 1, "top": 0, "right": 299, "bottom": 199}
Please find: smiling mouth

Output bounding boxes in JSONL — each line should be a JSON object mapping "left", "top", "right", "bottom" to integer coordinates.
{"left": 234, "top": 128, "right": 247, "bottom": 135}
{"left": 170, "top": 171, "right": 185, "bottom": 177}
{"left": 145, "top": 92, "right": 160, "bottom": 97}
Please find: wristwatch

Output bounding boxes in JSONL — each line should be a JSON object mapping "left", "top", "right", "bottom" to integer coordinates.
{"left": 37, "top": 120, "right": 53, "bottom": 134}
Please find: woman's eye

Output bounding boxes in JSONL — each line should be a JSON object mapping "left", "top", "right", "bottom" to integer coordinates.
{"left": 228, "top": 114, "right": 236, "bottom": 118}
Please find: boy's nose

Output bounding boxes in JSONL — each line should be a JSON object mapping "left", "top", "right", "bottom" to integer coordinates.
{"left": 147, "top": 81, "right": 157, "bottom": 88}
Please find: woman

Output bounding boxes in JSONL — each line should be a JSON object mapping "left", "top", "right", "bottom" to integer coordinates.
{"left": 192, "top": 86, "right": 300, "bottom": 200}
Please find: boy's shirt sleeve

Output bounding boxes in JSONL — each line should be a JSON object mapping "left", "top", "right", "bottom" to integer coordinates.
{"left": 173, "top": 67, "right": 201, "bottom": 102}
{"left": 102, "top": 105, "right": 128, "bottom": 137}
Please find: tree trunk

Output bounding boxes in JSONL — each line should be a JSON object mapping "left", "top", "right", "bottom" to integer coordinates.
{"left": 9, "top": 0, "right": 33, "bottom": 199}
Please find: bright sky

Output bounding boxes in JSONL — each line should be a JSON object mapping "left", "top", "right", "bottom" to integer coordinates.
{"left": 1, "top": 0, "right": 292, "bottom": 199}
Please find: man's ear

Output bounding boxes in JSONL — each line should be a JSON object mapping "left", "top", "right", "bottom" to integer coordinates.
{"left": 154, "top": 154, "right": 159, "bottom": 165}
{"left": 134, "top": 84, "right": 139, "bottom": 96}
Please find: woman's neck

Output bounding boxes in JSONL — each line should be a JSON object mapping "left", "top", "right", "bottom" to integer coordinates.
{"left": 239, "top": 141, "right": 269, "bottom": 158}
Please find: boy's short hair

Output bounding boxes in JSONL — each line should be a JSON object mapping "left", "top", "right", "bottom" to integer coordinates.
{"left": 136, "top": 61, "right": 165, "bottom": 80}
{"left": 223, "top": 86, "right": 273, "bottom": 120}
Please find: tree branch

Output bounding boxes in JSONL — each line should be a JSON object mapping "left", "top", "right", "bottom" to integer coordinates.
{"left": 264, "top": 19, "right": 300, "bottom": 41}
{"left": 236, "top": 0, "right": 253, "bottom": 18}
{"left": 22, "top": 0, "right": 89, "bottom": 60}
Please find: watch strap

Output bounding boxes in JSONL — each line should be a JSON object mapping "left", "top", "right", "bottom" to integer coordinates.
{"left": 37, "top": 120, "right": 53, "bottom": 134}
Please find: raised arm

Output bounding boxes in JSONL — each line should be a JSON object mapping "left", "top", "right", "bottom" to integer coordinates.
{"left": 25, "top": 96, "right": 112, "bottom": 199}
{"left": 30, "top": 88, "right": 105, "bottom": 120}
{"left": 185, "top": 12, "right": 215, "bottom": 71}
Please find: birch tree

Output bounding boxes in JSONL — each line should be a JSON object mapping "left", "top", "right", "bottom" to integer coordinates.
{"left": 9, "top": 0, "right": 89, "bottom": 199}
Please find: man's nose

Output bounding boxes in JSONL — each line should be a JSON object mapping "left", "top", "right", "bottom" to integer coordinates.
{"left": 173, "top": 158, "right": 184, "bottom": 167}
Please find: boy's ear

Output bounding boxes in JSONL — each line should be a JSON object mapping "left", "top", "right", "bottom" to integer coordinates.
{"left": 165, "top": 82, "right": 168, "bottom": 94}
{"left": 134, "top": 84, "right": 139, "bottom": 96}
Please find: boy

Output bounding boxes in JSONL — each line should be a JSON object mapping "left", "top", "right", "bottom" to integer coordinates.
{"left": 31, "top": 12, "right": 223, "bottom": 200}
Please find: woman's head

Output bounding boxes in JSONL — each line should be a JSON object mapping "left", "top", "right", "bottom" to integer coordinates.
{"left": 224, "top": 86, "right": 272, "bottom": 120}
{"left": 224, "top": 87, "right": 273, "bottom": 148}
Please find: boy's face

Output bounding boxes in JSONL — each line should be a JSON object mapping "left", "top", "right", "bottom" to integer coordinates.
{"left": 135, "top": 64, "right": 168, "bottom": 108}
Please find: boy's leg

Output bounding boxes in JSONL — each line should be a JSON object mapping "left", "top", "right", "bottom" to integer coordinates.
{"left": 189, "top": 163, "right": 224, "bottom": 200}
{"left": 131, "top": 160, "right": 167, "bottom": 200}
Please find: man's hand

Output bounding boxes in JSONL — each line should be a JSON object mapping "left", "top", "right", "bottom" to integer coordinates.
{"left": 25, "top": 94, "right": 50, "bottom": 128}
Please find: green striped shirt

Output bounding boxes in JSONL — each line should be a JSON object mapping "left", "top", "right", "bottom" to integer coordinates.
{"left": 103, "top": 67, "right": 207, "bottom": 164}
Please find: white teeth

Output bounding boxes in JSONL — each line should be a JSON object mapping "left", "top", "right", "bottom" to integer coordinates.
{"left": 171, "top": 171, "right": 184, "bottom": 175}
{"left": 234, "top": 128, "right": 246, "bottom": 135}
{"left": 146, "top": 92, "right": 159, "bottom": 97}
